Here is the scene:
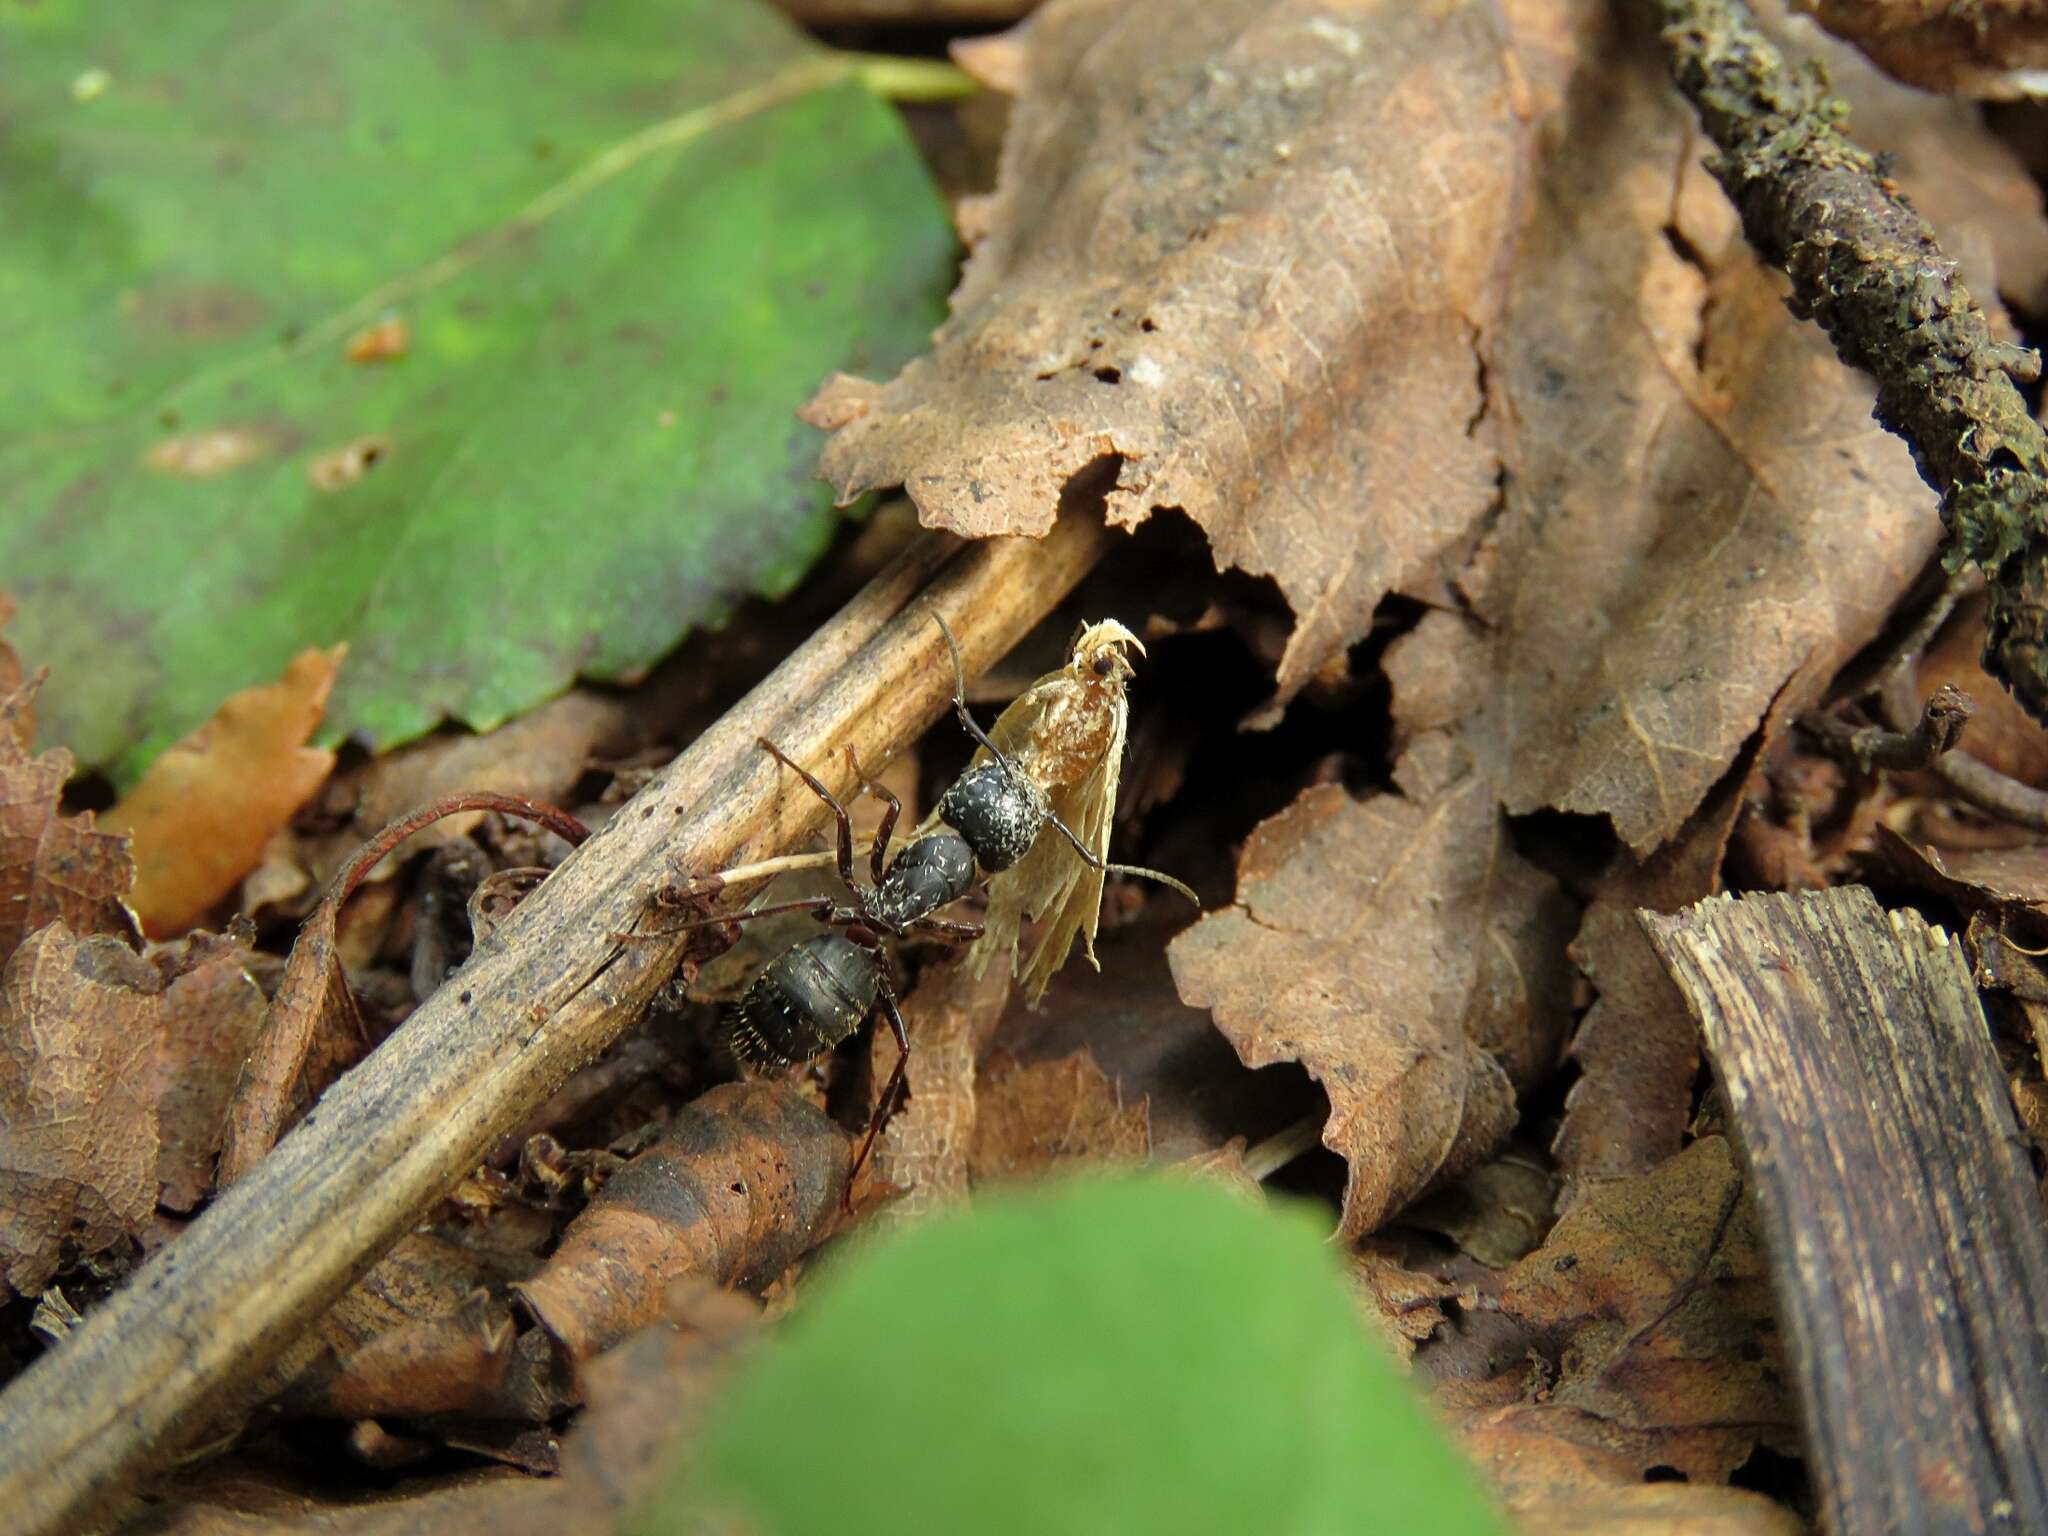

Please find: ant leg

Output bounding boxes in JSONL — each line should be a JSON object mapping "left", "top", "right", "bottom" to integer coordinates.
{"left": 910, "top": 916, "right": 986, "bottom": 943}
{"left": 1037, "top": 808, "right": 1201, "bottom": 906}
{"left": 848, "top": 980, "right": 912, "bottom": 1199}
{"left": 843, "top": 746, "right": 899, "bottom": 886}
{"left": 758, "top": 737, "right": 858, "bottom": 890}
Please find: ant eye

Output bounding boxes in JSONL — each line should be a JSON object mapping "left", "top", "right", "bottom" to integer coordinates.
{"left": 1092, "top": 654, "right": 1114, "bottom": 677}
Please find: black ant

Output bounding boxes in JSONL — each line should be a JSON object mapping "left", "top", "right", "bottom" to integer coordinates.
{"left": 696, "top": 616, "right": 1192, "bottom": 1187}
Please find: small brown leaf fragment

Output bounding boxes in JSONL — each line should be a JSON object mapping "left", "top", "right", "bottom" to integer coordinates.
{"left": 150, "top": 930, "right": 268, "bottom": 1213}
{"left": 0, "top": 594, "right": 24, "bottom": 706}
{"left": 1553, "top": 902, "right": 1701, "bottom": 1212}
{"left": 968, "top": 1048, "right": 1149, "bottom": 1185}
{"left": 0, "top": 924, "right": 162, "bottom": 1298}
{"left": 806, "top": 0, "right": 1527, "bottom": 716}
{"left": 1498, "top": 1137, "right": 1789, "bottom": 1479}
{"left": 1352, "top": 1240, "right": 1458, "bottom": 1362}
{"left": 106, "top": 645, "right": 344, "bottom": 939}
{"left": 1169, "top": 774, "right": 1574, "bottom": 1238}
{"left": 514, "top": 1082, "right": 849, "bottom": 1364}
{"left": 344, "top": 315, "right": 410, "bottom": 364}
{"left": 0, "top": 672, "right": 137, "bottom": 970}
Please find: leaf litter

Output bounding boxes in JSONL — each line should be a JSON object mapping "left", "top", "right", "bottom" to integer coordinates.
{"left": 8, "top": 0, "right": 2048, "bottom": 1531}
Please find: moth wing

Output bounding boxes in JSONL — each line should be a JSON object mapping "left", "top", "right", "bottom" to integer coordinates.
{"left": 1011, "top": 694, "right": 1127, "bottom": 1003}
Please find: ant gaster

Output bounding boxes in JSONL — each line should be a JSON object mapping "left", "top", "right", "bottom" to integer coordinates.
{"left": 711, "top": 615, "right": 1180, "bottom": 1185}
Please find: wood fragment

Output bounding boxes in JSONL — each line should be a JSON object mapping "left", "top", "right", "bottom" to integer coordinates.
{"left": 1643, "top": 886, "right": 2048, "bottom": 1536}
{"left": 0, "top": 517, "right": 1108, "bottom": 1536}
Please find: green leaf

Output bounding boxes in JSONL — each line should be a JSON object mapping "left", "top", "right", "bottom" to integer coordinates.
{"left": 639, "top": 1174, "right": 1507, "bottom": 1536}
{"left": 1, "top": 0, "right": 953, "bottom": 784}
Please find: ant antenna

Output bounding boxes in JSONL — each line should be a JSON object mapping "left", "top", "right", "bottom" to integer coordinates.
{"left": 930, "top": 612, "right": 1198, "bottom": 908}
{"left": 933, "top": 613, "right": 1019, "bottom": 773}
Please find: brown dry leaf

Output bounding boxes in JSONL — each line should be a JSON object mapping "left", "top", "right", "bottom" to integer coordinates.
{"left": 1553, "top": 902, "right": 1701, "bottom": 1212}
{"left": 0, "top": 672, "right": 136, "bottom": 970}
{"left": 1497, "top": 1136, "right": 1790, "bottom": 1480}
{"left": 867, "top": 953, "right": 1011, "bottom": 1214}
{"left": 805, "top": 0, "right": 1527, "bottom": 719}
{"left": 105, "top": 645, "right": 344, "bottom": 939}
{"left": 150, "top": 930, "right": 268, "bottom": 1213}
{"left": 1460, "top": 1414, "right": 1804, "bottom": 1535}
{"left": 1385, "top": 0, "right": 1941, "bottom": 858}
{"left": 1168, "top": 766, "right": 1576, "bottom": 1239}
{"left": 0, "top": 924, "right": 161, "bottom": 1297}
{"left": 992, "top": 915, "right": 1315, "bottom": 1163}
{"left": 968, "top": 1047, "right": 1149, "bottom": 1184}
{"left": 265, "top": 1231, "right": 558, "bottom": 1425}
{"left": 1796, "top": 0, "right": 2048, "bottom": 97}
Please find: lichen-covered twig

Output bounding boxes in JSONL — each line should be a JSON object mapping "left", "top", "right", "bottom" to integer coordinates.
{"left": 1815, "top": 681, "right": 1974, "bottom": 772}
{"left": 1655, "top": 0, "right": 2048, "bottom": 721}
{"left": 1879, "top": 672, "right": 2048, "bottom": 833}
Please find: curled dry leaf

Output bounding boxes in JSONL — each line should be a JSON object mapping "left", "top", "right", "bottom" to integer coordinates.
{"left": 513, "top": 1082, "right": 850, "bottom": 1366}
{"left": 1552, "top": 902, "right": 1701, "bottom": 1213}
{"left": 967, "top": 1047, "right": 1149, "bottom": 1184}
{"left": 1494, "top": 1136, "right": 1790, "bottom": 1483}
{"left": 104, "top": 644, "right": 344, "bottom": 939}
{"left": 0, "top": 673, "right": 136, "bottom": 969}
{"left": 1386, "top": 0, "right": 1943, "bottom": 858}
{"left": 1169, "top": 769, "right": 1575, "bottom": 1239}
{"left": 806, "top": 0, "right": 1526, "bottom": 720}
{"left": 0, "top": 925, "right": 162, "bottom": 1297}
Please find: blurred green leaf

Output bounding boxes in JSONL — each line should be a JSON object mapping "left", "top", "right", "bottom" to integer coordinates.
{"left": 640, "top": 1174, "right": 1506, "bottom": 1536}
{"left": 1, "top": 0, "right": 953, "bottom": 784}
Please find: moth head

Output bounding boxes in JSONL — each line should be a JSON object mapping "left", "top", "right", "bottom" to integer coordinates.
{"left": 1067, "top": 619, "right": 1144, "bottom": 689}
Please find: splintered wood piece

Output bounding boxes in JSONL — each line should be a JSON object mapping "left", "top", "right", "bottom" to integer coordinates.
{"left": 1643, "top": 887, "right": 2048, "bottom": 1536}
